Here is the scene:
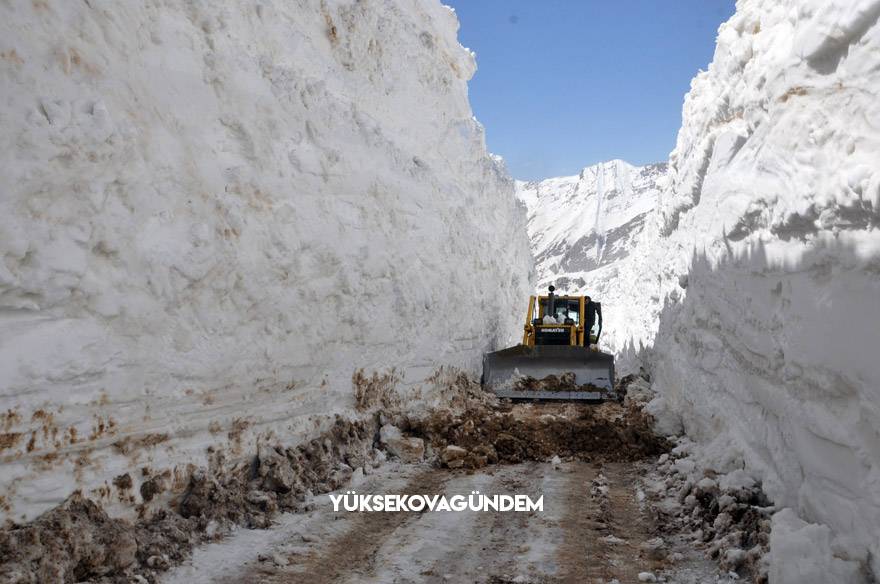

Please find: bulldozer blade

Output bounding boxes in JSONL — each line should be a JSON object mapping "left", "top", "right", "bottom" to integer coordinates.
{"left": 482, "top": 345, "right": 615, "bottom": 401}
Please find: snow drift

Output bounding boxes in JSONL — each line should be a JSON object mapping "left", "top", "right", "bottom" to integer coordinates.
{"left": 0, "top": 0, "right": 532, "bottom": 523}
{"left": 586, "top": 0, "right": 880, "bottom": 579}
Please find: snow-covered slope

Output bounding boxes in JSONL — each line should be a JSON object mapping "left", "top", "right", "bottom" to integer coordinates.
{"left": 588, "top": 0, "right": 880, "bottom": 579}
{"left": 0, "top": 0, "right": 532, "bottom": 522}
{"left": 516, "top": 160, "right": 665, "bottom": 351}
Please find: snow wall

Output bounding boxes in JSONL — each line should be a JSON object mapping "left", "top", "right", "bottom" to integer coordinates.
{"left": 604, "top": 0, "right": 880, "bottom": 579}
{"left": 0, "top": 0, "right": 533, "bottom": 523}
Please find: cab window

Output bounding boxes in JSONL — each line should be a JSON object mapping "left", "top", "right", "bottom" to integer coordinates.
{"left": 538, "top": 298, "right": 580, "bottom": 324}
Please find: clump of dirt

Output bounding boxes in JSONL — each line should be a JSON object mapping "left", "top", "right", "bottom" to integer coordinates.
{"left": 140, "top": 471, "right": 170, "bottom": 503}
{"left": 0, "top": 432, "right": 22, "bottom": 451}
{"left": 112, "top": 473, "right": 133, "bottom": 491}
{"left": 590, "top": 471, "right": 614, "bottom": 527}
{"left": 614, "top": 369, "right": 653, "bottom": 402}
{"left": 510, "top": 372, "right": 606, "bottom": 393}
{"left": 0, "top": 493, "right": 137, "bottom": 583}
{"left": 406, "top": 400, "right": 669, "bottom": 469}
{"left": 352, "top": 369, "right": 401, "bottom": 412}
{"left": 424, "top": 367, "right": 493, "bottom": 411}
{"left": 111, "top": 433, "right": 169, "bottom": 456}
{"left": 0, "top": 415, "right": 383, "bottom": 584}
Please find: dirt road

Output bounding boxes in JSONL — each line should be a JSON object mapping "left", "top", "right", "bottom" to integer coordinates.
{"left": 164, "top": 459, "right": 688, "bottom": 584}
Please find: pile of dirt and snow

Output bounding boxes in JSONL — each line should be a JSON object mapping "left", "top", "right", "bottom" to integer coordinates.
{"left": 592, "top": 373, "right": 775, "bottom": 583}
{"left": 406, "top": 399, "right": 668, "bottom": 469}
{"left": 508, "top": 372, "right": 606, "bottom": 393}
{"left": 640, "top": 432, "right": 871, "bottom": 584}
{"left": 0, "top": 373, "right": 671, "bottom": 583}
{"left": 0, "top": 413, "right": 383, "bottom": 583}
{"left": 0, "top": 0, "right": 533, "bottom": 524}
{"left": 642, "top": 440, "right": 774, "bottom": 583}
{"left": 0, "top": 495, "right": 138, "bottom": 583}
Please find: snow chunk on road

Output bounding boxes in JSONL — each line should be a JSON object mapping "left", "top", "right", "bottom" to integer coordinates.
{"left": 380, "top": 425, "right": 425, "bottom": 464}
{"left": 769, "top": 508, "right": 864, "bottom": 584}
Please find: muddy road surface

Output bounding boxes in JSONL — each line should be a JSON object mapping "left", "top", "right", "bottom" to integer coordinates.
{"left": 3, "top": 398, "right": 732, "bottom": 583}
{"left": 164, "top": 461, "right": 726, "bottom": 582}
{"left": 159, "top": 402, "right": 733, "bottom": 583}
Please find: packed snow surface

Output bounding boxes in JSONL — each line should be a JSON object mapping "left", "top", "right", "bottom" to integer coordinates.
{"left": 555, "top": 0, "right": 880, "bottom": 579}
{"left": 0, "top": 0, "right": 532, "bottom": 522}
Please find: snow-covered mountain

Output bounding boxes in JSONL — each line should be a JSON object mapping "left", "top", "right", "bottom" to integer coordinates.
{"left": 516, "top": 160, "right": 666, "bottom": 351}
{"left": 517, "top": 160, "right": 666, "bottom": 289}
{"left": 0, "top": 0, "right": 532, "bottom": 522}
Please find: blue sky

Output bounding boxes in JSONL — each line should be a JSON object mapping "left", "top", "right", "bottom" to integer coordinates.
{"left": 443, "top": 1, "right": 736, "bottom": 180}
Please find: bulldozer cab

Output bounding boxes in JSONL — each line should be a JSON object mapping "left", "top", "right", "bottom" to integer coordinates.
{"left": 524, "top": 295, "right": 581, "bottom": 346}
{"left": 523, "top": 292, "right": 601, "bottom": 347}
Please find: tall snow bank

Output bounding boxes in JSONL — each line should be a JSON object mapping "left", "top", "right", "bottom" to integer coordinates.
{"left": 610, "top": 0, "right": 880, "bottom": 578}
{"left": 0, "top": 0, "right": 532, "bottom": 522}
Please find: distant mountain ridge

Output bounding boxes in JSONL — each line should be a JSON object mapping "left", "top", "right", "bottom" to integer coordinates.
{"left": 515, "top": 159, "right": 667, "bottom": 294}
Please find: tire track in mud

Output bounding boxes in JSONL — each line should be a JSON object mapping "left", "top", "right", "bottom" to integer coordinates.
{"left": 226, "top": 468, "right": 450, "bottom": 584}
{"left": 556, "top": 462, "right": 604, "bottom": 583}
{"left": 557, "top": 462, "right": 661, "bottom": 584}
{"left": 309, "top": 463, "right": 547, "bottom": 583}
{"left": 170, "top": 460, "right": 674, "bottom": 584}
{"left": 362, "top": 462, "right": 549, "bottom": 583}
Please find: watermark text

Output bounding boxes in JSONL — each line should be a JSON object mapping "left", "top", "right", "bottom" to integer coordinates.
{"left": 329, "top": 490, "right": 543, "bottom": 512}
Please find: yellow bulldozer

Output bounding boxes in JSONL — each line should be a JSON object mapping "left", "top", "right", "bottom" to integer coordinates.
{"left": 482, "top": 285, "right": 615, "bottom": 401}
